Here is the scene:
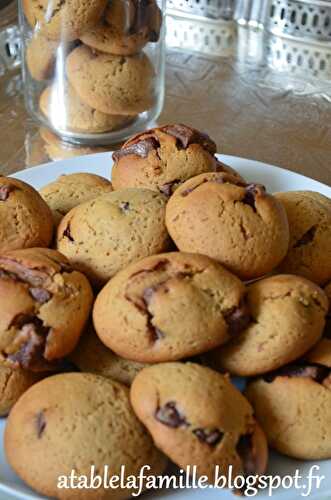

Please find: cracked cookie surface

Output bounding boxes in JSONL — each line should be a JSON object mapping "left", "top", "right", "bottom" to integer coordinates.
{"left": 0, "top": 248, "right": 93, "bottom": 371}
{"left": 130, "top": 362, "right": 268, "bottom": 483}
{"left": 112, "top": 125, "right": 243, "bottom": 194}
{"left": 165, "top": 174, "right": 290, "bottom": 280}
{"left": 81, "top": 0, "right": 162, "bottom": 55}
{"left": 22, "top": 0, "right": 107, "bottom": 40}
{"left": 208, "top": 274, "right": 328, "bottom": 376}
{"left": 93, "top": 252, "right": 249, "bottom": 363}
{"left": 275, "top": 191, "right": 331, "bottom": 285}
{"left": 0, "top": 176, "right": 54, "bottom": 252}
{"left": 69, "top": 325, "right": 147, "bottom": 386}
{"left": 40, "top": 84, "right": 133, "bottom": 135}
{"left": 5, "top": 372, "right": 167, "bottom": 499}
{"left": 57, "top": 188, "right": 170, "bottom": 287}
{"left": 66, "top": 45, "right": 154, "bottom": 115}
{"left": 40, "top": 172, "right": 113, "bottom": 225}
{"left": 0, "top": 362, "right": 41, "bottom": 416}
{"left": 246, "top": 344, "right": 331, "bottom": 459}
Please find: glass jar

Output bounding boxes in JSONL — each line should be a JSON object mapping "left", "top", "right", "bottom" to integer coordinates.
{"left": 19, "top": 0, "right": 166, "bottom": 145}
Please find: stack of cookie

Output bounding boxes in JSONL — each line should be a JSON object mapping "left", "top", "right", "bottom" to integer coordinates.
{"left": 23, "top": 0, "right": 162, "bottom": 135}
{"left": 1, "top": 123, "right": 331, "bottom": 499}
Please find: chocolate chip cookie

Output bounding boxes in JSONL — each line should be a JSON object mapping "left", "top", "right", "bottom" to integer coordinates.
{"left": 0, "top": 362, "right": 41, "bottom": 416}
{"left": 26, "top": 33, "right": 58, "bottom": 81}
{"left": 40, "top": 84, "right": 133, "bottom": 134}
{"left": 0, "top": 248, "right": 93, "bottom": 372}
{"left": 0, "top": 176, "right": 54, "bottom": 252}
{"left": 66, "top": 45, "right": 154, "bottom": 115}
{"left": 81, "top": 0, "right": 162, "bottom": 55}
{"left": 23, "top": 0, "right": 107, "bottom": 40}
{"left": 57, "top": 188, "right": 170, "bottom": 287}
{"left": 40, "top": 172, "right": 113, "bottom": 225}
{"left": 166, "top": 175, "right": 289, "bottom": 280}
{"left": 93, "top": 252, "right": 249, "bottom": 363}
{"left": 112, "top": 125, "right": 243, "bottom": 195}
{"left": 275, "top": 191, "right": 331, "bottom": 285}
{"left": 5, "top": 372, "right": 167, "bottom": 499}
{"left": 69, "top": 325, "right": 147, "bottom": 386}
{"left": 208, "top": 274, "right": 328, "bottom": 377}
{"left": 246, "top": 345, "right": 331, "bottom": 459}
{"left": 131, "top": 362, "right": 268, "bottom": 484}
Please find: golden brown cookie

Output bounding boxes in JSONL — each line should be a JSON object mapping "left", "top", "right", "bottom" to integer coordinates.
{"left": 81, "top": 0, "right": 162, "bottom": 55}
{"left": 5, "top": 373, "right": 167, "bottom": 499}
{"left": 93, "top": 252, "right": 249, "bottom": 363}
{"left": 39, "top": 84, "right": 134, "bottom": 134}
{"left": 246, "top": 350, "right": 331, "bottom": 460}
{"left": 66, "top": 45, "right": 154, "bottom": 115}
{"left": 112, "top": 124, "right": 243, "bottom": 195}
{"left": 22, "top": 0, "right": 107, "bottom": 40}
{"left": 0, "top": 176, "right": 53, "bottom": 252}
{"left": 131, "top": 363, "right": 268, "bottom": 484}
{"left": 0, "top": 248, "right": 93, "bottom": 371}
{"left": 40, "top": 127, "right": 111, "bottom": 161}
{"left": 275, "top": 191, "right": 331, "bottom": 285}
{"left": 0, "top": 362, "right": 41, "bottom": 417}
{"left": 208, "top": 274, "right": 328, "bottom": 377}
{"left": 26, "top": 33, "right": 58, "bottom": 81}
{"left": 69, "top": 325, "right": 147, "bottom": 385}
{"left": 40, "top": 172, "right": 113, "bottom": 225}
{"left": 166, "top": 175, "right": 290, "bottom": 280}
{"left": 57, "top": 188, "right": 170, "bottom": 287}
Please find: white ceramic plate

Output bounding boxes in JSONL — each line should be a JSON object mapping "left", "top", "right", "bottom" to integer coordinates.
{"left": 1, "top": 153, "right": 331, "bottom": 500}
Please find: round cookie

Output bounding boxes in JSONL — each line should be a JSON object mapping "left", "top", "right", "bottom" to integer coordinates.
{"left": 26, "top": 33, "right": 58, "bottom": 81}
{"left": 40, "top": 172, "right": 113, "bottom": 225}
{"left": 275, "top": 191, "right": 331, "bottom": 285}
{"left": 81, "top": 0, "right": 162, "bottom": 55}
{"left": 325, "top": 282, "right": 331, "bottom": 337}
{"left": 5, "top": 373, "right": 167, "bottom": 499}
{"left": 69, "top": 325, "right": 147, "bottom": 386}
{"left": 131, "top": 363, "right": 268, "bottom": 484}
{"left": 57, "top": 188, "right": 170, "bottom": 286}
{"left": 165, "top": 174, "right": 290, "bottom": 280}
{"left": 22, "top": 0, "right": 107, "bottom": 41}
{"left": 0, "top": 176, "right": 53, "bottom": 252}
{"left": 112, "top": 124, "right": 243, "bottom": 195}
{"left": 93, "top": 252, "right": 249, "bottom": 363}
{"left": 246, "top": 348, "right": 331, "bottom": 460}
{"left": 0, "top": 362, "right": 41, "bottom": 417}
{"left": 40, "top": 84, "right": 134, "bottom": 134}
{"left": 66, "top": 45, "right": 154, "bottom": 115}
{"left": 40, "top": 127, "right": 110, "bottom": 161}
{"left": 0, "top": 248, "right": 93, "bottom": 371}
{"left": 207, "top": 274, "right": 328, "bottom": 377}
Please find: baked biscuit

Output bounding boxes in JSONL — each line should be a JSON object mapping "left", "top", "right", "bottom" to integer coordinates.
{"left": 93, "top": 252, "right": 249, "bottom": 363}
{"left": 208, "top": 274, "right": 328, "bottom": 376}
{"left": 57, "top": 188, "right": 170, "bottom": 286}
{"left": 131, "top": 363, "right": 268, "bottom": 484}
{"left": 22, "top": 0, "right": 107, "bottom": 40}
{"left": 82, "top": 0, "right": 162, "bottom": 55}
{"left": 112, "top": 124, "right": 243, "bottom": 194}
{"left": 0, "top": 176, "right": 53, "bottom": 252}
{"left": 40, "top": 84, "right": 133, "bottom": 134}
{"left": 0, "top": 248, "right": 93, "bottom": 371}
{"left": 69, "top": 325, "right": 147, "bottom": 386}
{"left": 5, "top": 373, "right": 167, "bottom": 499}
{"left": 246, "top": 345, "right": 331, "bottom": 460}
{"left": 40, "top": 172, "right": 113, "bottom": 225}
{"left": 166, "top": 175, "right": 289, "bottom": 280}
{"left": 66, "top": 46, "right": 154, "bottom": 115}
{"left": 26, "top": 33, "right": 58, "bottom": 81}
{"left": 0, "top": 362, "right": 41, "bottom": 416}
{"left": 275, "top": 191, "right": 331, "bottom": 285}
